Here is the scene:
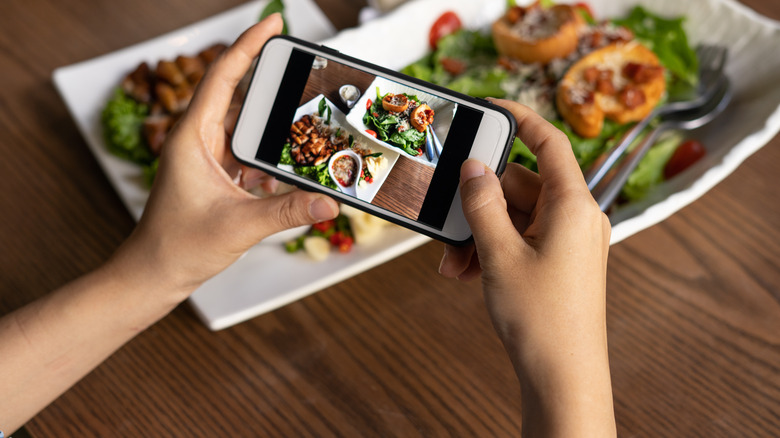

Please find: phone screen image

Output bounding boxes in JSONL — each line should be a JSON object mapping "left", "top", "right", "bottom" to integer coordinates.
{"left": 255, "top": 48, "right": 484, "bottom": 230}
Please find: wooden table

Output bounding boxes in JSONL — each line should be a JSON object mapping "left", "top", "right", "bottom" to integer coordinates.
{"left": 1, "top": 0, "right": 778, "bottom": 436}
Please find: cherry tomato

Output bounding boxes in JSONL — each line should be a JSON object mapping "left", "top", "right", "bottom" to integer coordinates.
{"left": 664, "top": 139, "right": 707, "bottom": 180}
{"left": 312, "top": 220, "right": 335, "bottom": 233}
{"left": 439, "top": 57, "right": 466, "bottom": 76}
{"left": 338, "top": 236, "right": 354, "bottom": 253}
{"left": 365, "top": 129, "right": 377, "bottom": 138}
{"left": 366, "top": 99, "right": 372, "bottom": 110}
{"left": 429, "top": 11, "right": 462, "bottom": 49}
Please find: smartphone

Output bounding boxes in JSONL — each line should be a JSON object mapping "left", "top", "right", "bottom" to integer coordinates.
{"left": 232, "top": 35, "right": 516, "bottom": 245}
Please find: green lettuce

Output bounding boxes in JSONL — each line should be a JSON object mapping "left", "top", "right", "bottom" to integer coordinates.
{"left": 294, "top": 163, "right": 336, "bottom": 189}
{"left": 403, "top": 5, "right": 698, "bottom": 205}
{"left": 101, "top": 88, "right": 152, "bottom": 164}
{"left": 402, "top": 29, "right": 508, "bottom": 99}
{"left": 102, "top": 88, "right": 160, "bottom": 185}
{"left": 613, "top": 6, "right": 699, "bottom": 95}
{"left": 279, "top": 142, "right": 294, "bottom": 165}
{"left": 362, "top": 88, "right": 425, "bottom": 156}
{"left": 259, "top": 0, "right": 289, "bottom": 34}
{"left": 621, "top": 132, "right": 682, "bottom": 201}
{"left": 280, "top": 143, "right": 336, "bottom": 189}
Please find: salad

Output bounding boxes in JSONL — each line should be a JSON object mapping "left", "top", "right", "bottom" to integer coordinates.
{"left": 362, "top": 87, "right": 434, "bottom": 156}
{"left": 402, "top": 2, "right": 702, "bottom": 204}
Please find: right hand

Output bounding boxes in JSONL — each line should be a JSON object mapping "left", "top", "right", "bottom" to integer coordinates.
{"left": 439, "top": 99, "right": 615, "bottom": 437}
{"left": 440, "top": 99, "right": 610, "bottom": 345}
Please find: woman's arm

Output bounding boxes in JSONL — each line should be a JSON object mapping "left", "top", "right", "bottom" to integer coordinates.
{"left": 0, "top": 14, "right": 338, "bottom": 433}
{"left": 440, "top": 99, "right": 615, "bottom": 437}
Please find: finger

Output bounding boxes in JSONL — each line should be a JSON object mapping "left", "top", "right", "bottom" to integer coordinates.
{"left": 241, "top": 166, "right": 267, "bottom": 188}
{"left": 459, "top": 159, "right": 523, "bottom": 260}
{"left": 456, "top": 251, "right": 482, "bottom": 282}
{"left": 500, "top": 162, "right": 541, "bottom": 214}
{"left": 224, "top": 101, "right": 242, "bottom": 138}
{"left": 260, "top": 177, "right": 280, "bottom": 194}
{"left": 489, "top": 98, "right": 586, "bottom": 194}
{"left": 239, "top": 167, "right": 280, "bottom": 194}
{"left": 439, "top": 244, "right": 475, "bottom": 279}
{"left": 242, "top": 190, "right": 339, "bottom": 239}
{"left": 507, "top": 205, "right": 532, "bottom": 234}
{"left": 222, "top": 145, "right": 243, "bottom": 179}
{"left": 187, "top": 14, "right": 283, "bottom": 126}
{"left": 243, "top": 175, "right": 280, "bottom": 194}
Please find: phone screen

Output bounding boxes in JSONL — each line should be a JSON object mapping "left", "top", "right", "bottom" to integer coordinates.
{"left": 254, "top": 48, "right": 484, "bottom": 230}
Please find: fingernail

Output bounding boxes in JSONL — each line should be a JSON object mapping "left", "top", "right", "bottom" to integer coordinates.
{"left": 438, "top": 246, "right": 449, "bottom": 274}
{"left": 310, "top": 197, "right": 337, "bottom": 221}
{"left": 461, "top": 159, "right": 486, "bottom": 182}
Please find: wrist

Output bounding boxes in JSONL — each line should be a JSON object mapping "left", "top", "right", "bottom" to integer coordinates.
{"left": 499, "top": 323, "right": 615, "bottom": 437}
{"left": 101, "top": 229, "right": 200, "bottom": 317}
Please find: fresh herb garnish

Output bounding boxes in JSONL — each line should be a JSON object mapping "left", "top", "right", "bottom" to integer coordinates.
{"left": 259, "top": 0, "right": 289, "bottom": 35}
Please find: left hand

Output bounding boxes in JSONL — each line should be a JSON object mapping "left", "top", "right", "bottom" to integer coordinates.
{"left": 110, "top": 14, "right": 339, "bottom": 296}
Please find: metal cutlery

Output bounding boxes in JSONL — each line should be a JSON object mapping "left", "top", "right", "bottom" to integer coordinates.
{"left": 591, "top": 75, "right": 732, "bottom": 212}
{"left": 584, "top": 44, "right": 728, "bottom": 191}
{"left": 425, "top": 125, "right": 443, "bottom": 163}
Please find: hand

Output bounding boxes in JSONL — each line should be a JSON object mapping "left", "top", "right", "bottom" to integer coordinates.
{"left": 440, "top": 99, "right": 614, "bottom": 437}
{"left": 111, "top": 14, "right": 339, "bottom": 297}
{"left": 440, "top": 99, "right": 610, "bottom": 339}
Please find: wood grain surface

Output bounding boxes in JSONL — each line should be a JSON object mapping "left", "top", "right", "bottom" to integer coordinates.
{"left": 371, "top": 157, "right": 434, "bottom": 221}
{"left": 0, "top": 0, "right": 778, "bottom": 436}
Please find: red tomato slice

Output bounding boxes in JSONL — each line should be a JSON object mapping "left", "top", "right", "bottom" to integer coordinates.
{"left": 338, "top": 236, "right": 354, "bottom": 253}
{"left": 365, "top": 129, "right": 377, "bottom": 138}
{"left": 440, "top": 57, "right": 467, "bottom": 75}
{"left": 366, "top": 98, "right": 372, "bottom": 110}
{"left": 312, "top": 220, "right": 335, "bottom": 233}
{"left": 664, "top": 139, "right": 707, "bottom": 180}
{"left": 429, "top": 11, "right": 462, "bottom": 49}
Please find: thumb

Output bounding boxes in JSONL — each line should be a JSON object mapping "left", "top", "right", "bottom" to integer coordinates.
{"left": 459, "top": 159, "right": 523, "bottom": 262}
{"left": 242, "top": 190, "right": 339, "bottom": 239}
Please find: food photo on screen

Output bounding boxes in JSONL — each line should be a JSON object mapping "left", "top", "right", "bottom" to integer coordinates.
{"left": 275, "top": 54, "right": 460, "bottom": 222}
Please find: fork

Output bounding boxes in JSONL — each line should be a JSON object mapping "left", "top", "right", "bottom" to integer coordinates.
{"left": 590, "top": 76, "right": 732, "bottom": 212}
{"left": 584, "top": 44, "right": 728, "bottom": 191}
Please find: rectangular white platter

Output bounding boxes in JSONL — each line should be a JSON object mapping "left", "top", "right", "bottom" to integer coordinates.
{"left": 53, "top": 0, "right": 429, "bottom": 331}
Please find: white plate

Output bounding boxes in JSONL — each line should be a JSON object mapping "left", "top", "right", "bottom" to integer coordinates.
{"left": 346, "top": 76, "right": 457, "bottom": 167}
{"left": 280, "top": 94, "right": 400, "bottom": 203}
{"left": 323, "top": 0, "right": 780, "bottom": 244}
{"left": 52, "top": 0, "right": 428, "bottom": 331}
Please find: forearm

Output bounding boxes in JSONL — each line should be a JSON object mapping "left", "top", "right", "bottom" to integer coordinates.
{"left": 0, "top": 258, "right": 189, "bottom": 433}
{"left": 503, "top": 323, "right": 616, "bottom": 438}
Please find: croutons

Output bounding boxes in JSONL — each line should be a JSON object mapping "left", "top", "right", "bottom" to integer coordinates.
{"left": 556, "top": 42, "right": 666, "bottom": 138}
